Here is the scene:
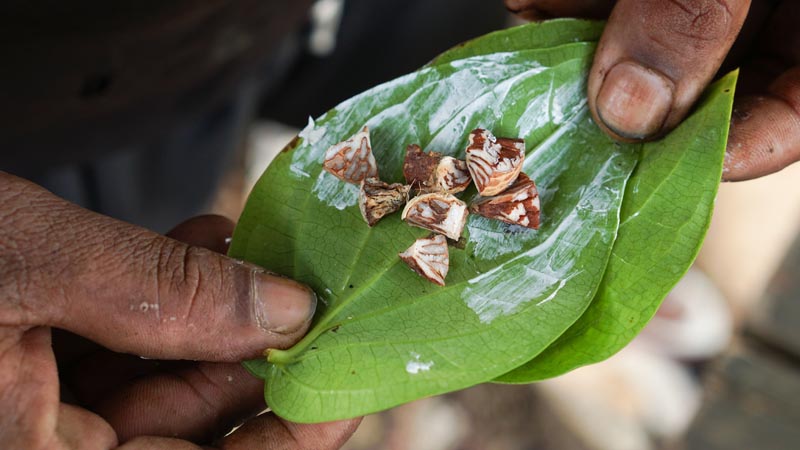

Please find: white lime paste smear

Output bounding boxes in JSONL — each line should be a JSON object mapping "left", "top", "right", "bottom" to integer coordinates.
{"left": 406, "top": 352, "right": 434, "bottom": 374}
{"left": 462, "top": 155, "right": 625, "bottom": 324}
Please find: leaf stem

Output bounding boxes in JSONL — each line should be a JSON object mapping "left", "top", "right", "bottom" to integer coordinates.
{"left": 266, "top": 348, "right": 294, "bottom": 365}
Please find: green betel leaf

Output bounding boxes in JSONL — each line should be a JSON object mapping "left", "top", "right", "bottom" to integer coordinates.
{"left": 496, "top": 71, "right": 737, "bottom": 383}
{"left": 229, "top": 20, "right": 734, "bottom": 422}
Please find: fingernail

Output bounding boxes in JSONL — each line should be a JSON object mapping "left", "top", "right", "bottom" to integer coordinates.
{"left": 253, "top": 273, "right": 317, "bottom": 334}
{"left": 596, "top": 61, "right": 674, "bottom": 140}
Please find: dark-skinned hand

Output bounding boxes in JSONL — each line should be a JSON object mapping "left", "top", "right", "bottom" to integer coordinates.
{"left": 0, "top": 172, "right": 360, "bottom": 449}
{"left": 506, "top": 0, "right": 800, "bottom": 181}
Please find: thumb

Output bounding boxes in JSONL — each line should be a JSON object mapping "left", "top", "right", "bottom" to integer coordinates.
{"left": 588, "top": 0, "right": 750, "bottom": 141}
{"left": 1, "top": 172, "right": 316, "bottom": 362}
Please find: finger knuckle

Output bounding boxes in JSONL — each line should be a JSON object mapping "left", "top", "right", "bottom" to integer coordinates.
{"left": 182, "top": 366, "right": 229, "bottom": 420}
{"left": 151, "top": 238, "right": 234, "bottom": 326}
{"left": 174, "top": 247, "right": 210, "bottom": 323}
{"left": 659, "top": 0, "right": 734, "bottom": 43}
{"left": 152, "top": 239, "right": 196, "bottom": 315}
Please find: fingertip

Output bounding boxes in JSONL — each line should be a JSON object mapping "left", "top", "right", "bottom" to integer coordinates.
{"left": 253, "top": 272, "right": 317, "bottom": 343}
{"left": 57, "top": 403, "right": 119, "bottom": 449}
{"left": 593, "top": 61, "right": 675, "bottom": 140}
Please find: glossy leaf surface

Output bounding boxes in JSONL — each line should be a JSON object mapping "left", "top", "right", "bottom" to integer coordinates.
{"left": 497, "top": 71, "right": 736, "bottom": 382}
{"left": 230, "top": 20, "right": 733, "bottom": 422}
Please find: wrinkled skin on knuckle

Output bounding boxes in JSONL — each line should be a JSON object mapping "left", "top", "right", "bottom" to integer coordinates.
{"left": 146, "top": 238, "right": 262, "bottom": 355}
{"left": 633, "top": 0, "right": 736, "bottom": 70}
{"left": 664, "top": 0, "right": 734, "bottom": 42}
{"left": 134, "top": 237, "right": 206, "bottom": 338}
{"left": 0, "top": 176, "right": 61, "bottom": 326}
{"left": 153, "top": 240, "right": 221, "bottom": 323}
{"left": 0, "top": 173, "right": 134, "bottom": 327}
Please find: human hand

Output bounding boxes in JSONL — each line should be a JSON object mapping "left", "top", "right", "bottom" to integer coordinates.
{"left": 0, "top": 172, "right": 360, "bottom": 449}
{"left": 505, "top": 0, "right": 800, "bottom": 181}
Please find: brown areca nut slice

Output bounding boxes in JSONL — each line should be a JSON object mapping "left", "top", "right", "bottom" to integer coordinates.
{"left": 403, "top": 144, "right": 471, "bottom": 194}
{"left": 465, "top": 128, "right": 525, "bottom": 196}
{"left": 323, "top": 126, "right": 379, "bottom": 184}
{"left": 401, "top": 192, "right": 468, "bottom": 241}
{"left": 358, "top": 177, "right": 410, "bottom": 227}
{"left": 471, "top": 173, "right": 540, "bottom": 229}
{"left": 403, "top": 144, "right": 440, "bottom": 191}
{"left": 399, "top": 234, "right": 449, "bottom": 286}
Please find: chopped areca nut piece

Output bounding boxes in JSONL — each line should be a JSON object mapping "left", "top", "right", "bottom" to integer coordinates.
{"left": 399, "top": 234, "right": 449, "bottom": 286}
{"left": 403, "top": 145, "right": 472, "bottom": 194}
{"left": 323, "top": 126, "right": 379, "bottom": 184}
{"left": 401, "top": 192, "right": 468, "bottom": 240}
{"left": 465, "top": 128, "right": 525, "bottom": 196}
{"left": 434, "top": 156, "right": 471, "bottom": 194}
{"left": 403, "top": 144, "right": 440, "bottom": 190}
{"left": 358, "top": 177, "right": 411, "bottom": 226}
{"left": 471, "top": 173, "right": 540, "bottom": 229}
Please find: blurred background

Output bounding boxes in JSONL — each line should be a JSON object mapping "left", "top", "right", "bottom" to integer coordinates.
{"left": 4, "top": 1, "right": 799, "bottom": 449}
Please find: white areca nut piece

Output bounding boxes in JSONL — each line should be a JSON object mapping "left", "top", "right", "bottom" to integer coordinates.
{"left": 401, "top": 192, "right": 468, "bottom": 240}
{"left": 435, "top": 156, "right": 471, "bottom": 194}
{"left": 471, "top": 173, "right": 541, "bottom": 229}
{"left": 358, "top": 177, "right": 410, "bottom": 227}
{"left": 465, "top": 128, "right": 525, "bottom": 196}
{"left": 399, "top": 234, "right": 449, "bottom": 286}
{"left": 323, "top": 126, "right": 379, "bottom": 184}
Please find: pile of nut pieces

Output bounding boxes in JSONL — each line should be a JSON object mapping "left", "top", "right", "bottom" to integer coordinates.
{"left": 322, "top": 126, "right": 540, "bottom": 286}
